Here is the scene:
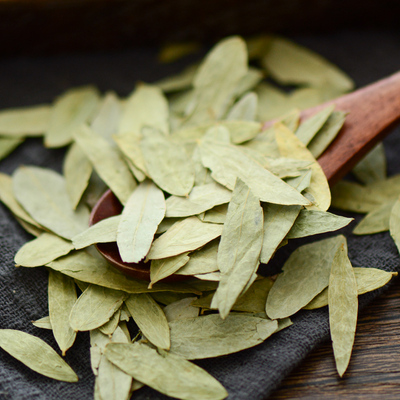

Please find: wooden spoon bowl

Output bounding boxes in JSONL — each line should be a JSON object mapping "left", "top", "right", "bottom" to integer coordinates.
{"left": 91, "top": 71, "right": 400, "bottom": 281}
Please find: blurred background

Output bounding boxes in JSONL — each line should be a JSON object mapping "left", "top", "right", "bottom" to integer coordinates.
{"left": 2, "top": 0, "right": 400, "bottom": 56}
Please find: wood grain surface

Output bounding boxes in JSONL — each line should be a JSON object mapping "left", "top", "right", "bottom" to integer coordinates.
{"left": 270, "top": 276, "right": 400, "bottom": 399}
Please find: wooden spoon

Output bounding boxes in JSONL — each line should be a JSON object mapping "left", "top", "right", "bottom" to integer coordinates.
{"left": 90, "top": 71, "right": 400, "bottom": 280}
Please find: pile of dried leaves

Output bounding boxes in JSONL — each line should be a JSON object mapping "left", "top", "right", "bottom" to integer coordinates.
{"left": 0, "top": 35, "right": 399, "bottom": 400}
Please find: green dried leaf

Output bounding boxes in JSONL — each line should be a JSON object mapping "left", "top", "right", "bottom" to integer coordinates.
{"left": 304, "top": 267, "right": 397, "bottom": 310}
{"left": 390, "top": 195, "right": 400, "bottom": 253}
{"left": 200, "top": 204, "right": 228, "bottom": 224}
{"left": 155, "top": 64, "right": 198, "bottom": 93}
{"left": 73, "top": 124, "right": 137, "bottom": 205}
{"left": 117, "top": 180, "right": 165, "bottom": 263}
{"left": 275, "top": 123, "right": 331, "bottom": 211}
{"left": 226, "top": 92, "right": 258, "bottom": 121}
{"left": 0, "top": 172, "right": 42, "bottom": 227}
{"left": 165, "top": 182, "right": 231, "bottom": 218}
{"left": 119, "top": 83, "right": 169, "bottom": 136}
{"left": 262, "top": 36, "right": 354, "bottom": 91}
{"left": 141, "top": 128, "right": 194, "bottom": 196}
{"left": 150, "top": 253, "right": 190, "bottom": 288}
{"left": 211, "top": 179, "right": 263, "bottom": 318}
{"left": 352, "top": 143, "right": 386, "bottom": 184}
{"left": 266, "top": 235, "right": 346, "bottom": 319}
{"left": 286, "top": 209, "right": 353, "bottom": 239}
{"left": 260, "top": 203, "right": 301, "bottom": 264}
{"left": 353, "top": 200, "right": 395, "bottom": 235}
{"left": 125, "top": 293, "right": 170, "bottom": 350}
{"left": 63, "top": 142, "right": 92, "bottom": 209}
{"left": 163, "top": 297, "right": 199, "bottom": 322}
{"left": 45, "top": 86, "right": 100, "bottom": 148}
{"left": 295, "top": 104, "right": 335, "bottom": 146}
{"left": 90, "top": 92, "right": 122, "bottom": 143}
{"left": 183, "top": 36, "right": 248, "bottom": 127}
{"left": 13, "top": 166, "right": 90, "bottom": 239}
{"left": 0, "top": 329, "right": 78, "bottom": 382}
{"left": 69, "top": 284, "right": 127, "bottom": 331}
{"left": 169, "top": 313, "right": 278, "bottom": 359}
{"left": 308, "top": 110, "right": 346, "bottom": 158}
{"left": 328, "top": 243, "right": 358, "bottom": 377}
{"left": 0, "top": 137, "right": 24, "bottom": 161}
{"left": 199, "top": 134, "right": 310, "bottom": 206}
{"left": 15, "top": 232, "right": 73, "bottom": 267}
{"left": 48, "top": 270, "right": 77, "bottom": 355}
{"left": 32, "top": 316, "right": 52, "bottom": 330}
{"left": 47, "top": 251, "right": 200, "bottom": 294}
{"left": 173, "top": 120, "right": 262, "bottom": 145}
{"left": 105, "top": 342, "right": 228, "bottom": 400}
{"left": 147, "top": 216, "right": 223, "bottom": 260}
{"left": 175, "top": 240, "right": 219, "bottom": 276}
{"left": 0, "top": 104, "right": 50, "bottom": 136}
{"left": 99, "top": 308, "right": 121, "bottom": 336}
{"left": 72, "top": 215, "right": 120, "bottom": 249}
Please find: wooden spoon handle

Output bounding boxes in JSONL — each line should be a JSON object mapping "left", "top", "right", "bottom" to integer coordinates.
{"left": 307, "top": 71, "right": 400, "bottom": 186}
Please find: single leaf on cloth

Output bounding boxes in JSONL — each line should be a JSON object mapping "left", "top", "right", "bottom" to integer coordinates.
{"left": 141, "top": 127, "right": 195, "bottom": 196}
{"left": 0, "top": 104, "right": 50, "bottom": 136}
{"left": 169, "top": 313, "right": 278, "bottom": 359}
{"left": 390, "top": 195, "right": 400, "bottom": 253}
{"left": 175, "top": 239, "right": 219, "bottom": 276}
{"left": 266, "top": 235, "right": 346, "bottom": 319}
{"left": 328, "top": 242, "right": 358, "bottom": 377}
{"left": 48, "top": 270, "right": 77, "bottom": 355}
{"left": 295, "top": 104, "right": 335, "bottom": 146}
{"left": 32, "top": 316, "right": 52, "bottom": 330}
{"left": 304, "top": 267, "right": 397, "bottom": 310}
{"left": 15, "top": 232, "right": 74, "bottom": 267}
{"left": 286, "top": 209, "right": 353, "bottom": 239}
{"left": 182, "top": 36, "right": 248, "bottom": 127}
{"left": 173, "top": 120, "right": 262, "bottom": 145}
{"left": 307, "top": 110, "right": 347, "bottom": 158}
{"left": 226, "top": 92, "right": 258, "bottom": 121}
{"left": 353, "top": 200, "right": 395, "bottom": 235}
{"left": 146, "top": 216, "right": 223, "bottom": 260}
{"left": 163, "top": 297, "right": 200, "bottom": 322}
{"left": 211, "top": 179, "right": 263, "bottom": 318}
{"left": 199, "top": 134, "right": 310, "bottom": 206}
{"left": 352, "top": 143, "right": 387, "bottom": 184}
{"left": 261, "top": 36, "right": 354, "bottom": 91}
{"left": 0, "top": 172, "right": 42, "bottom": 227}
{"left": 275, "top": 122, "right": 331, "bottom": 211}
{"left": 73, "top": 124, "right": 137, "bottom": 205}
{"left": 69, "top": 284, "right": 128, "bottom": 332}
{"left": 12, "top": 165, "right": 90, "bottom": 239}
{"left": 104, "top": 342, "right": 228, "bottom": 400}
{"left": 72, "top": 215, "right": 121, "bottom": 249}
{"left": 117, "top": 180, "right": 165, "bottom": 263}
{"left": 119, "top": 83, "right": 169, "bottom": 136}
{"left": 165, "top": 181, "right": 231, "bottom": 218}
{"left": 125, "top": 293, "right": 170, "bottom": 350}
{"left": 0, "top": 329, "right": 78, "bottom": 382}
{"left": 63, "top": 142, "right": 93, "bottom": 209}
{"left": 149, "top": 253, "right": 190, "bottom": 288}
{"left": 260, "top": 203, "right": 301, "bottom": 264}
{"left": 45, "top": 85, "right": 100, "bottom": 148}
{"left": 47, "top": 251, "right": 201, "bottom": 294}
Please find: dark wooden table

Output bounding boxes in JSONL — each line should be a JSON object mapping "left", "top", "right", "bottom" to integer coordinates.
{"left": 270, "top": 275, "right": 400, "bottom": 399}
